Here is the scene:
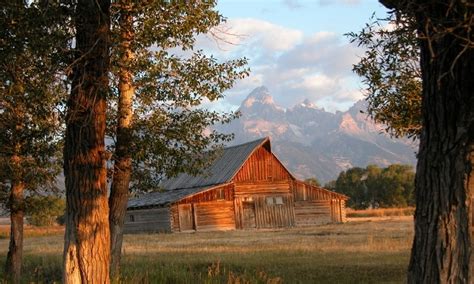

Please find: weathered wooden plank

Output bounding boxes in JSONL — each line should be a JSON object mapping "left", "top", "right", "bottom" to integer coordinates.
{"left": 233, "top": 146, "right": 292, "bottom": 182}
{"left": 194, "top": 201, "right": 236, "bottom": 231}
{"left": 178, "top": 204, "right": 194, "bottom": 231}
{"left": 124, "top": 207, "right": 171, "bottom": 233}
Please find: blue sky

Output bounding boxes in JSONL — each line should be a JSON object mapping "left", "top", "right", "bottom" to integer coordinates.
{"left": 197, "top": 0, "right": 390, "bottom": 112}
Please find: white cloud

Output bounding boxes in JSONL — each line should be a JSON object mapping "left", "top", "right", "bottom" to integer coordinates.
{"left": 196, "top": 18, "right": 303, "bottom": 55}
{"left": 194, "top": 18, "right": 365, "bottom": 112}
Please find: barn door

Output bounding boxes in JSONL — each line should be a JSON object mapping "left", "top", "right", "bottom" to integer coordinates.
{"left": 242, "top": 201, "right": 256, "bottom": 229}
{"left": 178, "top": 204, "right": 194, "bottom": 231}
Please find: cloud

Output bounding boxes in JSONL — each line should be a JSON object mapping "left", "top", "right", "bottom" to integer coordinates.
{"left": 196, "top": 18, "right": 303, "bottom": 55}
{"left": 195, "top": 18, "right": 365, "bottom": 112}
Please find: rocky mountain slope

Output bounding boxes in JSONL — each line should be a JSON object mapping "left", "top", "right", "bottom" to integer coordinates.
{"left": 219, "top": 86, "right": 417, "bottom": 183}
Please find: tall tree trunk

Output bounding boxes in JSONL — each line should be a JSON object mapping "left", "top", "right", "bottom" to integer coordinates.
{"left": 406, "top": 3, "right": 474, "bottom": 283}
{"left": 109, "top": 1, "right": 134, "bottom": 279}
{"left": 5, "top": 180, "right": 24, "bottom": 284}
{"left": 63, "top": 0, "right": 111, "bottom": 282}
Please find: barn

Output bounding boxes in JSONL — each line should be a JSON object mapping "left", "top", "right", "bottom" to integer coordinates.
{"left": 125, "top": 137, "right": 348, "bottom": 233}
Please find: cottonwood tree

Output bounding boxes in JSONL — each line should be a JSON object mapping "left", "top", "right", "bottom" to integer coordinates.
{"left": 0, "top": 2, "right": 67, "bottom": 282}
{"left": 347, "top": 13, "right": 421, "bottom": 138}
{"left": 375, "top": 1, "right": 474, "bottom": 282}
{"left": 108, "top": 1, "right": 248, "bottom": 278}
{"left": 62, "top": 0, "right": 111, "bottom": 282}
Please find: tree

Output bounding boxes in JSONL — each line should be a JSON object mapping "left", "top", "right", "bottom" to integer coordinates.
{"left": 304, "top": 177, "right": 321, "bottom": 187}
{"left": 376, "top": 1, "right": 474, "bottom": 282}
{"left": 334, "top": 167, "right": 368, "bottom": 209}
{"left": 333, "top": 165, "right": 414, "bottom": 209}
{"left": 347, "top": 13, "right": 422, "bottom": 138}
{"left": 0, "top": 2, "right": 67, "bottom": 282}
{"left": 377, "top": 164, "right": 415, "bottom": 208}
{"left": 25, "top": 195, "right": 65, "bottom": 226}
{"left": 107, "top": 1, "right": 248, "bottom": 278}
{"left": 63, "top": 0, "right": 111, "bottom": 282}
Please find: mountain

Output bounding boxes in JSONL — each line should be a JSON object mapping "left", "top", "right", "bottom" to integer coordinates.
{"left": 219, "top": 86, "right": 417, "bottom": 183}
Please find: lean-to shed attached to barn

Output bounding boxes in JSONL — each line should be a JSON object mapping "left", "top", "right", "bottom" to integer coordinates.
{"left": 125, "top": 137, "right": 348, "bottom": 233}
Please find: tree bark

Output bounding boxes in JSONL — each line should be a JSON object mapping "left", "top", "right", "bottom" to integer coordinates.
{"left": 404, "top": 3, "right": 474, "bottom": 283}
{"left": 63, "top": 0, "right": 111, "bottom": 283}
{"left": 5, "top": 180, "right": 24, "bottom": 284}
{"left": 109, "top": 1, "right": 134, "bottom": 279}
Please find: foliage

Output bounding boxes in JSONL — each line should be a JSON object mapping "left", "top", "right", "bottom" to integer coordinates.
{"left": 25, "top": 196, "right": 65, "bottom": 227}
{"left": 0, "top": 1, "right": 69, "bottom": 196}
{"left": 347, "top": 13, "right": 421, "bottom": 138}
{"left": 332, "top": 164, "right": 415, "bottom": 209}
{"left": 108, "top": 1, "right": 249, "bottom": 192}
{"left": 304, "top": 177, "right": 321, "bottom": 187}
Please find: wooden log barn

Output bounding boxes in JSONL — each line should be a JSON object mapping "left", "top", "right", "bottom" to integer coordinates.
{"left": 125, "top": 137, "right": 348, "bottom": 233}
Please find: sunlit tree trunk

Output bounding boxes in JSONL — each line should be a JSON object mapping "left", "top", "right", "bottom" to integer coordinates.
{"left": 5, "top": 177, "right": 24, "bottom": 284}
{"left": 109, "top": 0, "right": 135, "bottom": 279}
{"left": 63, "top": 0, "right": 111, "bottom": 282}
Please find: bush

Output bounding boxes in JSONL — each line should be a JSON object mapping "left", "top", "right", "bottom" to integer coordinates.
{"left": 25, "top": 196, "right": 65, "bottom": 226}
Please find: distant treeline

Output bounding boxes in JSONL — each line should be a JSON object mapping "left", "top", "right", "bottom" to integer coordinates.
{"left": 325, "top": 164, "right": 415, "bottom": 209}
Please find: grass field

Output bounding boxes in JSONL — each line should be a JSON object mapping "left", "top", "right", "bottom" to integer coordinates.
{"left": 0, "top": 216, "right": 414, "bottom": 283}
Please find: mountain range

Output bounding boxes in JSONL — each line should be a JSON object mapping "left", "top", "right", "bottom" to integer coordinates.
{"left": 219, "top": 86, "right": 418, "bottom": 183}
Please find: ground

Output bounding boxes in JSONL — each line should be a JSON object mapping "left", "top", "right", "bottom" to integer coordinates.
{"left": 0, "top": 217, "right": 414, "bottom": 283}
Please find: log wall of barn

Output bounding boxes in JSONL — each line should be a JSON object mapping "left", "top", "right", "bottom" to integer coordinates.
{"left": 233, "top": 180, "right": 295, "bottom": 229}
{"left": 124, "top": 207, "right": 171, "bottom": 233}
{"left": 170, "top": 184, "right": 236, "bottom": 232}
{"left": 194, "top": 201, "right": 235, "bottom": 231}
{"left": 177, "top": 184, "right": 234, "bottom": 205}
{"left": 292, "top": 180, "right": 347, "bottom": 225}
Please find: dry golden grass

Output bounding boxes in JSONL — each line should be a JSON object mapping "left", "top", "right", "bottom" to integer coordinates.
{"left": 346, "top": 207, "right": 415, "bottom": 218}
{"left": 0, "top": 217, "right": 415, "bottom": 283}
{"left": 0, "top": 224, "right": 64, "bottom": 239}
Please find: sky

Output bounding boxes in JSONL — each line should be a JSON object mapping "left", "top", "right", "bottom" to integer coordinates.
{"left": 196, "top": 0, "right": 390, "bottom": 113}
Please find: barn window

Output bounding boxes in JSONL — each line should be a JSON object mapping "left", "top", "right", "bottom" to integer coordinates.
{"left": 129, "top": 215, "right": 135, "bottom": 222}
{"left": 266, "top": 197, "right": 274, "bottom": 205}
{"left": 275, "top": 196, "right": 284, "bottom": 205}
{"left": 266, "top": 196, "right": 284, "bottom": 206}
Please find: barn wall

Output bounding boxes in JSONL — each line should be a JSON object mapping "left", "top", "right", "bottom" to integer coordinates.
{"left": 292, "top": 180, "right": 347, "bottom": 224}
{"left": 234, "top": 180, "right": 291, "bottom": 196}
{"left": 233, "top": 180, "right": 294, "bottom": 229}
{"left": 170, "top": 184, "right": 237, "bottom": 232}
{"left": 194, "top": 201, "right": 235, "bottom": 231}
{"left": 170, "top": 204, "right": 180, "bottom": 232}
{"left": 178, "top": 184, "right": 234, "bottom": 205}
{"left": 233, "top": 146, "right": 292, "bottom": 182}
{"left": 294, "top": 200, "right": 331, "bottom": 226}
{"left": 124, "top": 207, "right": 171, "bottom": 233}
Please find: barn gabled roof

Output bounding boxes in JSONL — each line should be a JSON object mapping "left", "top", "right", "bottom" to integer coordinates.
{"left": 128, "top": 137, "right": 271, "bottom": 209}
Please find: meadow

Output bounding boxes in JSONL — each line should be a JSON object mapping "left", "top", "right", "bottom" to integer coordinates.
{"left": 0, "top": 215, "right": 415, "bottom": 283}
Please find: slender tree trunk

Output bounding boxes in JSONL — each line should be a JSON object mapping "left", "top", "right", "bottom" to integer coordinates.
{"left": 5, "top": 180, "right": 24, "bottom": 284}
{"left": 63, "top": 0, "right": 111, "bottom": 282}
{"left": 406, "top": 3, "right": 474, "bottom": 283}
{"left": 109, "top": 1, "right": 135, "bottom": 279}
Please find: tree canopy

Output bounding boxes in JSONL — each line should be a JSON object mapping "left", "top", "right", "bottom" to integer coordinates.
{"left": 332, "top": 164, "right": 415, "bottom": 209}
{"left": 347, "top": 13, "right": 421, "bottom": 138}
